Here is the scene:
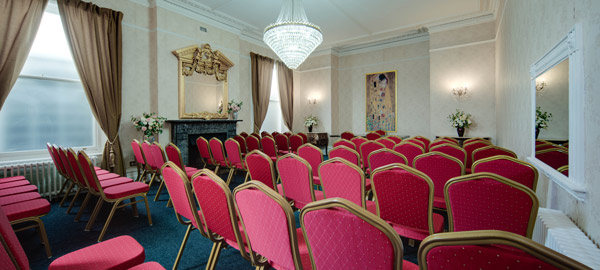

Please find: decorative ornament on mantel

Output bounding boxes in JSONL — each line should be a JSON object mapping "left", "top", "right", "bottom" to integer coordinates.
{"left": 263, "top": 0, "right": 323, "bottom": 69}
{"left": 304, "top": 115, "right": 318, "bottom": 133}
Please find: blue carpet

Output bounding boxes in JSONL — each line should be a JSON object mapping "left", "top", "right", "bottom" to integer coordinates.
{"left": 19, "top": 171, "right": 420, "bottom": 269}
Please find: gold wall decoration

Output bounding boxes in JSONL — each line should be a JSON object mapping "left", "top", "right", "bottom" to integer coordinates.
{"left": 172, "top": 44, "right": 234, "bottom": 119}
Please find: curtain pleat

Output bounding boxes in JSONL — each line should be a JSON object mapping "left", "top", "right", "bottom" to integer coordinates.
{"left": 277, "top": 61, "right": 294, "bottom": 131}
{"left": 251, "top": 52, "right": 274, "bottom": 133}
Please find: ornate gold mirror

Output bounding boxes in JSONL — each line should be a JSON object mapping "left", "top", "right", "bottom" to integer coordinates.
{"left": 172, "top": 44, "right": 234, "bottom": 119}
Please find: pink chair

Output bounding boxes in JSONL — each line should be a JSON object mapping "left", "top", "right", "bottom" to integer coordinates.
{"left": 387, "top": 135, "right": 403, "bottom": 144}
{"left": 318, "top": 158, "right": 376, "bottom": 213}
{"left": 150, "top": 142, "right": 170, "bottom": 202}
{"left": 430, "top": 143, "right": 467, "bottom": 166}
{"left": 439, "top": 137, "right": 459, "bottom": 144}
{"left": 371, "top": 164, "right": 444, "bottom": 241}
{"left": 47, "top": 143, "right": 71, "bottom": 206}
{"left": 289, "top": 134, "right": 303, "bottom": 153}
{"left": 413, "top": 152, "right": 464, "bottom": 210}
{"left": 260, "top": 136, "right": 278, "bottom": 162}
{"left": 246, "top": 135, "right": 261, "bottom": 152}
{"left": 141, "top": 141, "right": 159, "bottom": 187}
{"left": 283, "top": 131, "right": 293, "bottom": 138}
{"left": 131, "top": 139, "right": 149, "bottom": 182}
{"left": 341, "top": 131, "right": 354, "bottom": 141}
{"left": 209, "top": 138, "right": 230, "bottom": 175}
{"left": 276, "top": 154, "right": 324, "bottom": 208}
{"left": 196, "top": 136, "right": 217, "bottom": 169}
{"left": 244, "top": 150, "right": 283, "bottom": 194}
{"left": 165, "top": 143, "right": 200, "bottom": 179}
{"left": 366, "top": 132, "right": 381, "bottom": 140}
{"left": 405, "top": 138, "right": 426, "bottom": 151}
{"left": 463, "top": 141, "right": 491, "bottom": 173}
{"left": 412, "top": 136, "right": 430, "bottom": 151}
{"left": 418, "top": 230, "right": 590, "bottom": 270}
{"left": 160, "top": 162, "right": 209, "bottom": 269}
{"left": 297, "top": 132, "right": 309, "bottom": 144}
{"left": 239, "top": 131, "right": 249, "bottom": 138}
{"left": 376, "top": 137, "right": 395, "bottom": 149}
{"left": 429, "top": 139, "right": 452, "bottom": 149}
{"left": 297, "top": 144, "right": 324, "bottom": 186}
{"left": 329, "top": 145, "right": 361, "bottom": 167}
{"left": 77, "top": 151, "right": 152, "bottom": 242}
{"left": 558, "top": 165, "right": 569, "bottom": 176}
{"left": 393, "top": 141, "right": 425, "bottom": 166}
{"left": 301, "top": 198, "right": 419, "bottom": 270}
{"left": 535, "top": 143, "right": 560, "bottom": 151}
{"left": 535, "top": 148, "right": 569, "bottom": 170}
{"left": 274, "top": 134, "right": 290, "bottom": 155}
{"left": 260, "top": 131, "right": 271, "bottom": 138}
{"left": 472, "top": 145, "right": 517, "bottom": 163}
{"left": 224, "top": 138, "right": 249, "bottom": 184}
{"left": 445, "top": 172, "right": 539, "bottom": 238}
{"left": 233, "top": 135, "right": 247, "bottom": 155}
{"left": 367, "top": 148, "right": 407, "bottom": 173}
{"left": 359, "top": 141, "right": 385, "bottom": 173}
{"left": 191, "top": 170, "right": 250, "bottom": 268}
{"left": 472, "top": 156, "right": 538, "bottom": 191}
{"left": 463, "top": 137, "right": 491, "bottom": 145}
{"left": 350, "top": 137, "right": 367, "bottom": 153}
{"left": 251, "top": 132, "right": 260, "bottom": 139}
{"left": 375, "top": 129, "right": 386, "bottom": 136}
{"left": 332, "top": 138, "right": 355, "bottom": 150}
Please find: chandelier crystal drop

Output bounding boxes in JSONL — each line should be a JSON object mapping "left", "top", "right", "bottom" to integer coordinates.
{"left": 263, "top": 0, "right": 323, "bottom": 69}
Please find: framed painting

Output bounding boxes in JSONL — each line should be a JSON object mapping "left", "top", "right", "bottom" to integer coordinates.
{"left": 365, "top": 70, "right": 397, "bottom": 132}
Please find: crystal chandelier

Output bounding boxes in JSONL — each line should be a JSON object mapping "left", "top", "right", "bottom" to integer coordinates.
{"left": 264, "top": 0, "right": 323, "bottom": 69}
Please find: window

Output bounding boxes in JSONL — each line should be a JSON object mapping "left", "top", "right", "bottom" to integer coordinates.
{"left": 261, "top": 64, "right": 288, "bottom": 133}
{"left": 0, "top": 7, "right": 101, "bottom": 157}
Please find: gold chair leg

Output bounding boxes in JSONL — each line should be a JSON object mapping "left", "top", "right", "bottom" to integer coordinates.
{"left": 226, "top": 168, "right": 234, "bottom": 185}
{"left": 57, "top": 179, "right": 69, "bottom": 199}
{"left": 85, "top": 198, "right": 103, "bottom": 231}
{"left": 143, "top": 195, "right": 153, "bottom": 226}
{"left": 154, "top": 180, "right": 165, "bottom": 202}
{"left": 205, "top": 241, "right": 224, "bottom": 270}
{"left": 147, "top": 173, "right": 157, "bottom": 188}
{"left": 173, "top": 224, "right": 193, "bottom": 270}
{"left": 66, "top": 186, "right": 82, "bottom": 214}
{"left": 244, "top": 171, "right": 250, "bottom": 183}
{"left": 214, "top": 165, "right": 220, "bottom": 175}
{"left": 166, "top": 198, "right": 172, "bottom": 207}
{"left": 75, "top": 192, "right": 91, "bottom": 222}
{"left": 131, "top": 198, "right": 139, "bottom": 217}
{"left": 35, "top": 218, "right": 52, "bottom": 258}
{"left": 255, "top": 266, "right": 265, "bottom": 270}
{"left": 59, "top": 182, "right": 74, "bottom": 207}
{"left": 97, "top": 200, "right": 122, "bottom": 242}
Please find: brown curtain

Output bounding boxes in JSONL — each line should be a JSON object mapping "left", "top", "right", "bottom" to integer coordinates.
{"left": 58, "top": 0, "right": 125, "bottom": 175}
{"left": 251, "top": 52, "right": 274, "bottom": 133}
{"left": 0, "top": 0, "right": 48, "bottom": 110}
{"left": 276, "top": 61, "right": 294, "bottom": 130}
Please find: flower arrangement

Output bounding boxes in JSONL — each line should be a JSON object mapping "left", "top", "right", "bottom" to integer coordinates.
{"left": 536, "top": 106, "right": 553, "bottom": 129}
{"left": 447, "top": 109, "right": 473, "bottom": 128}
{"left": 304, "top": 115, "right": 319, "bottom": 127}
{"left": 131, "top": 112, "right": 167, "bottom": 138}
{"left": 228, "top": 100, "right": 243, "bottom": 113}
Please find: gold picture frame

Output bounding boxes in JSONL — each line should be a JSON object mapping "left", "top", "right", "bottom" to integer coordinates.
{"left": 365, "top": 70, "right": 397, "bottom": 132}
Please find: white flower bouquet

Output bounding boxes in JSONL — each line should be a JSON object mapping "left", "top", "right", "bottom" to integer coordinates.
{"left": 447, "top": 109, "right": 473, "bottom": 128}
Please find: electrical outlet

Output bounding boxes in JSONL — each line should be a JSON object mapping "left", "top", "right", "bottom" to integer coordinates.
{"left": 129, "top": 161, "right": 136, "bottom": 167}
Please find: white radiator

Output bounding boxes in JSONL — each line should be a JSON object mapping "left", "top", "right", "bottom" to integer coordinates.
{"left": 0, "top": 155, "right": 99, "bottom": 200}
{"left": 533, "top": 208, "right": 600, "bottom": 269}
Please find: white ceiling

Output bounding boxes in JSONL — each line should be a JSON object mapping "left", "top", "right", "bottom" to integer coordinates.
{"left": 163, "top": 0, "right": 499, "bottom": 51}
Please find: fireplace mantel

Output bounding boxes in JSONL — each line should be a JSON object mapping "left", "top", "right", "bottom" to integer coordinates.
{"left": 167, "top": 119, "right": 242, "bottom": 167}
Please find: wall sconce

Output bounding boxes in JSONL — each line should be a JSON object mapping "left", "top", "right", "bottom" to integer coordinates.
{"left": 452, "top": 85, "right": 469, "bottom": 101}
{"left": 308, "top": 97, "right": 317, "bottom": 104}
{"left": 536, "top": 80, "right": 547, "bottom": 94}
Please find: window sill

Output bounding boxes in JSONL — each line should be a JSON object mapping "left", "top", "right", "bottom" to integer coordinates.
{"left": 0, "top": 149, "right": 103, "bottom": 167}
{"left": 526, "top": 156, "right": 586, "bottom": 201}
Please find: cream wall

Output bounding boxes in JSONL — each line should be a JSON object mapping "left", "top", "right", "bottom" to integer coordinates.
{"left": 496, "top": 0, "right": 600, "bottom": 243}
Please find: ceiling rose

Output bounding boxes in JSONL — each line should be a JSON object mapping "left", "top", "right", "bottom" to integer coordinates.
{"left": 263, "top": 0, "right": 323, "bottom": 69}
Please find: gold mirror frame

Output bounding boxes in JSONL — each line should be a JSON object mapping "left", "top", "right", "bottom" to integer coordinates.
{"left": 172, "top": 44, "right": 234, "bottom": 119}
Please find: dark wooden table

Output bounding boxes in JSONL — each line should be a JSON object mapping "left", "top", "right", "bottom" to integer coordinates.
{"left": 307, "top": 132, "right": 329, "bottom": 155}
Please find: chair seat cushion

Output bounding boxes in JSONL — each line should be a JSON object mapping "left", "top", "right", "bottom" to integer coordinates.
{"left": 0, "top": 192, "right": 41, "bottom": 206}
{"left": 293, "top": 190, "right": 325, "bottom": 209}
{"left": 94, "top": 166, "right": 103, "bottom": 171}
{"left": 100, "top": 177, "right": 133, "bottom": 188}
{"left": 391, "top": 213, "right": 445, "bottom": 241}
{"left": 433, "top": 196, "right": 447, "bottom": 209}
{"left": 0, "top": 185, "right": 38, "bottom": 197}
{"left": 403, "top": 260, "right": 419, "bottom": 270}
{"left": 127, "top": 262, "right": 166, "bottom": 270}
{"left": 312, "top": 176, "right": 321, "bottom": 186}
{"left": 0, "top": 180, "right": 30, "bottom": 190}
{"left": 98, "top": 173, "right": 122, "bottom": 181}
{"left": 365, "top": 178, "right": 372, "bottom": 190}
{"left": 233, "top": 162, "right": 245, "bottom": 170}
{"left": 48, "top": 235, "right": 145, "bottom": 270}
{"left": 366, "top": 200, "right": 377, "bottom": 214}
{"left": 465, "top": 168, "right": 472, "bottom": 174}
{"left": 103, "top": 182, "right": 149, "bottom": 200}
{"left": 0, "top": 176, "right": 26, "bottom": 183}
{"left": 95, "top": 170, "right": 111, "bottom": 175}
{"left": 185, "top": 169, "right": 202, "bottom": 179}
{"left": 270, "top": 156, "right": 277, "bottom": 162}
{"left": 4, "top": 199, "right": 50, "bottom": 221}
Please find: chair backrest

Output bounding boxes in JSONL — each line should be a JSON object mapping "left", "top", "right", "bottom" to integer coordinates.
{"left": 260, "top": 136, "right": 278, "bottom": 159}
{"left": 472, "top": 145, "right": 517, "bottom": 163}
{"left": 366, "top": 132, "right": 381, "bottom": 140}
{"left": 350, "top": 137, "right": 367, "bottom": 152}
{"left": 463, "top": 141, "right": 491, "bottom": 168}
{"left": 274, "top": 134, "right": 290, "bottom": 152}
{"left": 141, "top": 141, "right": 157, "bottom": 170}
{"left": 445, "top": 172, "right": 539, "bottom": 238}
{"left": 165, "top": 143, "right": 186, "bottom": 171}
{"left": 297, "top": 132, "right": 308, "bottom": 144}
{"left": 412, "top": 136, "right": 430, "bottom": 151}
{"left": 283, "top": 131, "right": 292, "bottom": 138}
{"left": 535, "top": 143, "right": 559, "bottom": 151}
{"left": 49, "top": 144, "right": 69, "bottom": 178}
{"left": 535, "top": 148, "right": 569, "bottom": 170}
{"left": 260, "top": 131, "right": 271, "bottom": 138}
{"left": 359, "top": 141, "right": 385, "bottom": 170}
{"left": 332, "top": 139, "right": 355, "bottom": 150}
{"left": 246, "top": 135, "right": 261, "bottom": 152}
{"left": 150, "top": 142, "right": 167, "bottom": 170}
{"left": 297, "top": 144, "right": 323, "bottom": 177}
{"left": 196, "top": 136, "right": 214, "bottom": 165}
{"left": 367, "top": 148, "right": 407, "bottom": 173}
{"left": 224, "top": 139, "right": 243, "bottom": 168}
{"left": 131, "top": 139, "right": 147, "bottom": 165}
{"left": 239, "top": 132, "right": 249, "bottom": 138}
{"left": 191, "top": 169, "right": 246, "bottom": 256}
{"left": 375, "top": 137, "right": 395, "bottom": 149}
{"left": 289, "top": 135, "right": 303, "bottom": 153}
{"left": 233, "top": 181, "right": 303, "bottom": 270}
{"left": 233, "top": 135, "right": 247, "bottom": 154}
{"left": 245, "top": 150, "right": 278, "bottom": 190}
{"left": 463, "top": 137, "right": 491, "bottom": 145}
{"left": 77, "top": 151, "right": 104, "bottom": 194}
{"left": 386, "top": 135, "right": 403, "bottom": 144}
{"left": 472, "top": 156, "right": 538, "bottom": 191}
{"left": 340, "top": 131, "right": 354, "bottom": 141}
{"left": 161, "top": 162, "right": 207, "bottom": 235}
{"left": 301, "top": 198, "right": 405, "bottom": 270}
{"left": 393, "top": 141, "right": 425, "bottom": 166}
{"left": 250, "top": 132, "right": 260, "bottom": 139}
{"left": 375, "top": 130, "right": 386, "bottom": 136}
{"left": 0, "top": 206, "right": 29, "bottom": 270}
{"left": 413, "top": 152, "right": 464, "bottom": 200}
{"left": 419, "top": 230, "right": 591, "bottom": 270}
{"left": 439, "top": 137, "right": 459, "bottom": 144}
{"left": 65, "top": 148, "right": 87, "bottom": 187}
{"left": 329, "top": 146, "right": 360, "bottom": 167}
{"left": 429, "top": 139, "right": 451, "bottom": 149}
{"left": 405, "top": 138, "right": 426, "bottom": 150}
{"left": 371, "top": 164, "right": 435, "bottom": 234}
{"left": 276, "top": 154, "right": 317, "bottom": 208}
{"left": 209, "top": 138, "right": 228, "bottom": 166}
{"left": 318, "top": 158, "right": 366, "bottom": 208}
{"left": 430, "top": 143, "right": 467, "bottom": 166}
